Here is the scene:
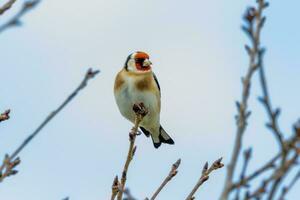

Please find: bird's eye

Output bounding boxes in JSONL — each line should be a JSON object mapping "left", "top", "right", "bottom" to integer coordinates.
{"left": 135, "top": 58, "right": 144, "bottom": 63}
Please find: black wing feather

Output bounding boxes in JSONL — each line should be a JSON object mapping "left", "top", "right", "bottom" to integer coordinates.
{"left": 140, "top": 127, "right": 150, "bottom": 137}
{"left": 152, "top": 73, "right": 161, "bottom": 95}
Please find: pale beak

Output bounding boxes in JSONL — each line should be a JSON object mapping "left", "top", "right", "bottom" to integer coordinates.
{"left": 143, "top": 59, "right": 152, "bottom": 67}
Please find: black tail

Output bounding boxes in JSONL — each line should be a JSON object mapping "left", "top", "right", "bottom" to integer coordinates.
{"left": 140, "top": 126, "right": 174, "bottom": 148}
{"left": 159, "top": 126, "right": 175, "bottom": 145}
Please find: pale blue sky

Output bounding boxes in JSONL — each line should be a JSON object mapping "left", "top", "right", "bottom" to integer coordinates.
{"left": 0, "top": 0, "right": 299, "bottom": 199}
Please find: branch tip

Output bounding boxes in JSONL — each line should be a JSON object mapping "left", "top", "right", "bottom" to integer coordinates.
{"left": 0, "top": 109, "right": 10, "bottom": 122}
{"left": 202, "top": 162, "right": 209, "bottom": 175}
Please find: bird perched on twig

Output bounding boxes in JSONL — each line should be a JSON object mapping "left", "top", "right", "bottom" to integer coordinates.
{"left": 114, "top": 51, "right": 174, "bottom": 148}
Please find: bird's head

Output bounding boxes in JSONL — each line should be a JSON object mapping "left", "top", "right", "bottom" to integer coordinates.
{"left": 124, "top": 51, "right": 152, "bottom": 73}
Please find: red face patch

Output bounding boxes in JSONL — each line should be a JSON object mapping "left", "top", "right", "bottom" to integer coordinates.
{"left": 134, "top": 51, "right": 151, "bottom": 71}
{"left": 134, "top": 52, "right": 149, "bottom": 60}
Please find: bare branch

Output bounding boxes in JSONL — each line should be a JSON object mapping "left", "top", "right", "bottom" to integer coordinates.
{"left": 0, "top": 154, "right": 20, "bottom": 181}
{"left": 186, "top": 158, "right": 224, "bottom": 200}
{"left": 0, "top": 0, "right": 17, "bottom": 15}
{"left": 244, "top": 152, "right": 298, "bottom": 200}
{"left": 254, "top": 1, "right": 296, "bottom": 198}
{"left": 116, "top": 103, "right": 148, "bottom": 200}
{"left": 278, "top": 170, "right": 300, "bottom": 200}
{"left": 0, "top": 68, "right": 100, "bottom": 182}
{"left": 124, "top": 189, "right": 138, "bottom": 200}
{"left": 220, "top": 1, "right": 269, "bottom": 199}
{"left": 240, "top": 148, "right": 252, "bottom": 181}
{"left": 267, "top": 152, "right": 299, "bottom": 200}
{"left": 231, "top": 152, "right": 279, "bottom": 190}
{"left": 234, "top": 122, "right": 300, "bottom": 200}
{"left": 246, "top": 122, "right": 299, "bottom": 199}
{"left": 148, "top": 159, "right": 181, "bottom": 200}
{"left": 244, "top": 180, "right": 268, "bottom": 200}
{"left": 257, "top": 24, "right": 285, "bottom": 152}
{"left": 0, "top": 0, "right": 41, "bottom": 33}
{"left": 111, "top": 176, "right": 119, "bottom": 200}
{"left": 0, "top": 109, "right": 10, "bottom": 122}
{"left": 234, "top": 148, "right": 252, "bottom": 199}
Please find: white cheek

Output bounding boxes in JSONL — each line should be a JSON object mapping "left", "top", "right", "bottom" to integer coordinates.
{"left": 127, "top": 59, "right": 137, "bottom": 72}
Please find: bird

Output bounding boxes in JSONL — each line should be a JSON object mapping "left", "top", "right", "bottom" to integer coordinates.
{"left": 114, "top": 51, "right": 174, "bottom": 148}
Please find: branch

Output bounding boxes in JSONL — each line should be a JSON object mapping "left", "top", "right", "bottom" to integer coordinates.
{"left": 0, "top": 68, "right": 100, "bottom": 182}
{"left": 123, "top": 189, "right": 138, "bottom": 200}
{"left": 147, "top": 159, "right": 181, "bottom": 200}
{"left": 278, "top": 170, "right": 300, "bottom": 200}
{"left": 186, "top": 158, "right": 224, "bottom": 200}
{"left": 0, "top": 0, "right": 17, "bottom": 15}
{"left": 115, "top": 103, "right": 148, "bottom": 200}
{"left": 266, "top": 121, "right": 300, "bottom": 199}
{"left": 254, "top": 0, "right": 297, "bottom": 197}
{"left": 0, "top": 0, "right": 40, "bottom": 33}
{"left": 257, "top": 4, "right": 285, "bottom": 151}
{"left": 0, "top": 109, "right": 10, "bottom": 122}
{"left": 267, "top": 149, "right": 299, "bottom": 199}
{"left": 234, "top": 148, "right": 252, "bottom": 200}
{"left": 244, "top": 180, "right": 268, "bottom": 200}
{"left": 238, "top": 122, "right": 300, "bottom": 200}
{"left": 231, "top": 152, "right": 279, "bottom": 190}
{"left": 244, "top": 152, "right": 298, "bottom": 200}
{"left": 111, "top": 176, "right": 119, "bottom": 200}
{"left": 0, "top": 154, "right": 20, "bottom": 181}
{"left": 220, "top": 1, "right": 269, "bottom": 199}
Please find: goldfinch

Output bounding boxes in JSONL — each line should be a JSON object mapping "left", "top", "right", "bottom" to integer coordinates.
{"left": 114, "top": 51, "right": 174, "bottom": 148}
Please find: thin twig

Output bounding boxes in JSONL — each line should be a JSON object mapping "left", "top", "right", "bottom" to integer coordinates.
{"left": 231, "top": 152, "right": 279, "bottom": 190}
{"left": 0, "top": 154, "right": 20, "bottom": 181}
{"left": 116, "top": 103, "right": 148, "bottom": 200}
{"left": 124, "top": 189, "right": 137, "bottom": 200}
{"left": 220, "top": 2, "right": 268, "bottom": 199}
{"left": 148, "top": 159, "right": 181, "bottom": 200}
{"left": 265, "top": 122, "right": 300, "bottom": 200}
{"left": 186, "top": 158, "right": 224, "bottom": 200}
{"left": 253, "top": 0, "right": 292, "bottom": 197}
{"left": 257, "top": 24, "right": 285, "bottom": 151}
{"left": 0, "top": 109, "right": 10, "bottom": 122}
{"left": 258, "top": 65, "right": 285, "bottom": 150}
{"left": 111, "top": 176, "right": 119, "bottom": 200}
{"left": 0, "top": 68, "right": 100, "bottom": 182}
{"left": 253, "top": 1, "right": 300, "bottom": 199}
{"left": 278, "top": 170, "right": 300, "bottom": 200}
{"left": 244, "top": 180, "right": 267, "bottom": 200}
{"left": 234, "top": 148, "right": 252, "bottom": 200}
{"left": 256, "top": 4, "right": 288, "bottom": 199}
{"left": 245, "top": 152, "right": 298, "bottom": 200}
{"left": 241, "top": 128, "right": 299, "bottom": 200}
{"left": 240, "top": 149, "right": 252, "bottom": 180}
{"left": 0, "top": 0, "right": 17, "bottom": 15}
{"left": 0, "top": 0, "right": 40, "bottom": 33}
{"left": 267, "top": 152, "right": 299, "bottom": 200}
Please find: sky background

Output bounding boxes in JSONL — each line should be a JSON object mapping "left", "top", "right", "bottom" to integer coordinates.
{"left": 0, "top": 0, "right": 300, "bottom": 199}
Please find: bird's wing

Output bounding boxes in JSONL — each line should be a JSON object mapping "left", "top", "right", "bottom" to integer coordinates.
{"left": 152, "top": 73, "right": 161, "bottom": 96}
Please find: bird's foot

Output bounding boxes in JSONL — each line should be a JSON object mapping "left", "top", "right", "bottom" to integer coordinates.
{"left": 132, "top": 102, "right": 148, "bottom": 117}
